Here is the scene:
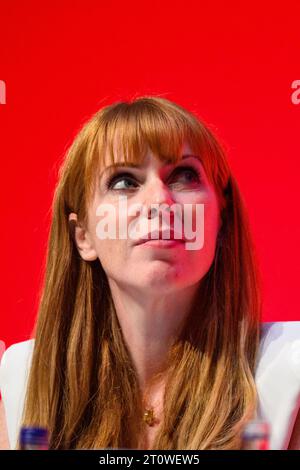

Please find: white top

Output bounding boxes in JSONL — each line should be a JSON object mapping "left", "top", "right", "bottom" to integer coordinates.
{"left": 1, "top": 321, "right": 300, "bottom": 450}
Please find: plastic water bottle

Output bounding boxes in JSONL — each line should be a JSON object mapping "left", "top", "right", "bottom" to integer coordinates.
{"left": 19, "top": 426, "right": 49, "bottom": 450}
{"left": 241, "top": 419, "right": 271, "bottom": 450}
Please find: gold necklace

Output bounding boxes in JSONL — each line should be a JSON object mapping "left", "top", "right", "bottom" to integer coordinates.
{"left": 142, "top": 379, "right": 164, "bottom": 427}
{"left": 143, "top": 407, "right": 156, "bottom": 426}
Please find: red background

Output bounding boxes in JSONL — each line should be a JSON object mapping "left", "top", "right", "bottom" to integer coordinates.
{"left": 0, "top": 0, "right": 299, "bottom": 349}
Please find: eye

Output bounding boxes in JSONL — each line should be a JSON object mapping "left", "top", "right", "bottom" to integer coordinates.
{"left": 104, "top": 172, "right": 139, "bottom": 191}
{"left": 168, "top": 166, "right": 202, "bottom": 188}
{"left": 104, "top": 166, "right": 202, "bottom": 192}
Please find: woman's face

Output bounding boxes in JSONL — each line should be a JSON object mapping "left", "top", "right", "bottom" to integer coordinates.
{"left": 73, "top": 142, "right": 221, "bottom": 295}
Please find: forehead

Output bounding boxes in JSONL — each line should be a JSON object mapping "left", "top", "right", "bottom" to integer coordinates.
{"left": 99, "top": 140, "right": 202, "bottom": 173}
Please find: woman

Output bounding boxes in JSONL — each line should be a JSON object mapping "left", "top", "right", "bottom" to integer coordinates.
{"left": 1, "top": 96, "right": 299, "bottom": 450}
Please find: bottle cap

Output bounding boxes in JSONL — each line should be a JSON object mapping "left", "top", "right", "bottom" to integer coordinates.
{"left": 242, "top": 419, "right": 270, "bottom": 439}
{"left": 241, "top": 419, "right": 270, "bottom": 450}
{"left": 20, "top": 427, "right": 49, "bottom": 447}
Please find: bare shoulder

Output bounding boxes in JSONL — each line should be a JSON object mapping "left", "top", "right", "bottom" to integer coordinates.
{"left": 0, "top": 400, "right": 10, "bottom": 450}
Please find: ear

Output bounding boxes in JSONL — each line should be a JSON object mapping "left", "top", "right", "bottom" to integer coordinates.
{"left": 68, "top": 213, "right": 98, "bottom": 261}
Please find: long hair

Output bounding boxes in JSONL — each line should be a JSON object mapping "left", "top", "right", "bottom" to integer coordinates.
{"left": 18, "top": 95, "right": 262, "bottom": 449}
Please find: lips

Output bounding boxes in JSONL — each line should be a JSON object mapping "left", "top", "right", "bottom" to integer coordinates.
{"left": 134, "top": 229, "right": 185, "bottom": 246}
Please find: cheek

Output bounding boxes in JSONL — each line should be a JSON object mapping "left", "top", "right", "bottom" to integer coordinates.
{"left": 94, "top": 237, "right": 128, "bottom": 276}
{"left": 179, "top": 190, "right": 220, "bottom": 242}
{"left": 182, "top": 192, "right": 220, "bottom": 271}
{"left": 90, "top": 205, "right": 128, "bottom": 270}
{"left": 203, "top": 200, "right": 220, "bottom": 248}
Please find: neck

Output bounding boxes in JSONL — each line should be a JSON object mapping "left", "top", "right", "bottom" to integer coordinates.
{"left": 108, "top": 279, "right": 200, "bottom": 388}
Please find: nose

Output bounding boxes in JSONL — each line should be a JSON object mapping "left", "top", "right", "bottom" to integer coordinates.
{"left": 143, "top": 177, "right": 175, "bottom": 220}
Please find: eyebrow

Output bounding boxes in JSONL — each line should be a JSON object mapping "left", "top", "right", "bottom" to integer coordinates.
{"left": 99, "top": 154, "right": 202, "bottom": 179}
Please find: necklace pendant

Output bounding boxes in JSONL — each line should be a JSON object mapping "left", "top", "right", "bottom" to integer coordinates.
{"left": 143, "top": 408, "right": 155, "bottom": 426}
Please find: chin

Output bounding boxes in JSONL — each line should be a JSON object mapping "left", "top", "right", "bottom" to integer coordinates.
{"left": 139, "top": 262, "right": 186, "bottom": 289}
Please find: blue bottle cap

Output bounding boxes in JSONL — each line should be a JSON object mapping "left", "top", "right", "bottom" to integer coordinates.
{"left": 20, "top": 427, "right": 49, "bottom": 447}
